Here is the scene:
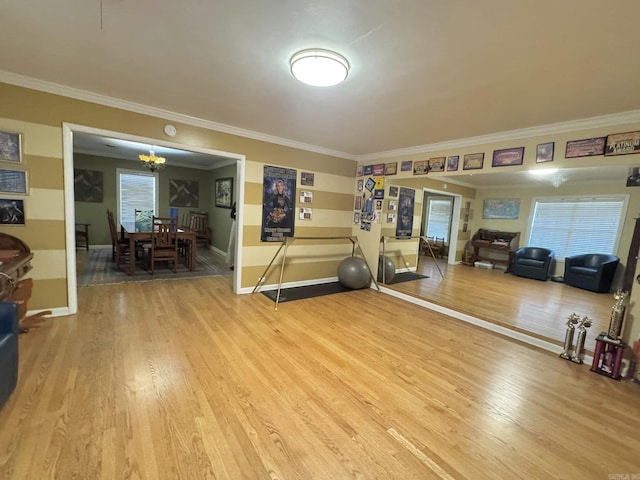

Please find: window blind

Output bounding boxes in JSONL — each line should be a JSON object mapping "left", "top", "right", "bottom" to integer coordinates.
{"left": 528, "top": 197, "right": 625, "bottom": 259}
{"left": 118, "top": 171, "right": 157, "bottom": 224}
{"left": 426, "top": 198, "right": 453, "bottom": 242}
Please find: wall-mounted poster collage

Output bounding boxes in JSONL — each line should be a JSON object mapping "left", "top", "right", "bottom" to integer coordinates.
{"left": 0, "top": 129, "right": 27, "bottom": 226}
{"left": 261, "top": 165, "right": 296, "bottom": 242}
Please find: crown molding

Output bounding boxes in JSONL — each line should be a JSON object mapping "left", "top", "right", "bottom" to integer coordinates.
{"left": 357, "top": 110, "right": 640, "bottom": 162}
{"left": 0, "top": 70, "right": 357, "bottom": 161}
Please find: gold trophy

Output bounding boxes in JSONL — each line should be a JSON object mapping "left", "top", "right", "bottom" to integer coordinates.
{"left": 571, "top": 316, "right": 592, "bottom": 364}
{"left": 607, "top": 290, "right": 628, "bottom": 342}
{"left": 560, "top": 313, "right": 580, "bottom": 360}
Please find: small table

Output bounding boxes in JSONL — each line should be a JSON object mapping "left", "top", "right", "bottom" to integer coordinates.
{"left": 75, "top": 223, "right": 90, "bottom": 251}
{"left": 120, "top": 223, "right": 196, "bottom": 275}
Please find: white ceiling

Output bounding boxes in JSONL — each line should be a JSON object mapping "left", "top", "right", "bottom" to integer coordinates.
{"left": 2, "top": 0, "right": 639, "bottom": 186}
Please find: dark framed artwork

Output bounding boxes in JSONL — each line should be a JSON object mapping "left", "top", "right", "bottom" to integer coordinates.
{"left": 384, "top": 162, "right": 397, "bottom": 176}
{"left": 169, "top": 179, "right": 199, "bottom": 207}
{"left": 0, "top": 198, "right": 25, "bottom": 225}
{"left": 0, "top": 169, "right": 27, "bottom": 195}
{"left": 301, "top": 171, "right": 315, "bottom": 186}
{"left": 605, "top": 131, "right": 640, "bottom": 156}
{"left": 492, "top": 147, "right": 524, "bottom": 167}
{"left": 536, "top": 142, "right": 555, "bottom": 163}
{"left": 400, "top": 160, "right": 413, "bottom": 172}
{"left": 463, "top": 153, "right": 484, "bottom": 170}
{"left": 215, "top": 177, "right": 233, "bottom": 208}
{"left": 565, "top": 137, "right": 606, "bottom": 158}
{"left": 0, "top": 130, "right": 22, "bottom": 163}
{"left": 447, "top": 155, "right": 459, "bottom": 171}
{"left": 413, "top": 160, "right": 429, "bottom": 175}
{"left": 388, "top": 185, "right": 399, "bottom": 197}
{"left": 428, "top": 157, "right": 445, "bottom": 172}
{"left": 74, "top": 169, "right": 104, "bottom": 203}
{"left": 365, "top": 177, "right": 376, "bottom": 191}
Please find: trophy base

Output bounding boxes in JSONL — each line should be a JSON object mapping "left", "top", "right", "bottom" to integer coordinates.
{"left": 591, "top": 332, "right": 626, "bottom": 380}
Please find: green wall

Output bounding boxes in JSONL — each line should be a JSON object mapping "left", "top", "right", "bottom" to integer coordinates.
{"left": 74, "top": 153, "right": 213, "bottom": 246}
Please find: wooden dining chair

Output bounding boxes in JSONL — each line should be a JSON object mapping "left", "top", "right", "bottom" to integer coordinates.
{"left": 188, "top": 211, "right": 211, "bottom": 248}
{"left": 106, "top": 209, "right": 141, "bottom": 273}
{"left": 149, "top": 216, "right": 179, "bottom": 274}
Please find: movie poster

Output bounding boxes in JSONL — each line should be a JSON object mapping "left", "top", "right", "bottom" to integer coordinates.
{"left": 396, "top": 187, "right": 415, "bottom": 238}
{"left": 261, "top": 165, "right": 296, "bottom": 242}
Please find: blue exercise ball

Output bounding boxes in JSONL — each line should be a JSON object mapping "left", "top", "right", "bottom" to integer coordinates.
{"left": 337, "top": 256, "right": 371, "bottom": 289}
{"left": 377, "top": 255, "right": 396, "bottom": 283}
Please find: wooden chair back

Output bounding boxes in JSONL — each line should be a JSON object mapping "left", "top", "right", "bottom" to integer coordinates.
{"left": 188, "top": 211, "right": 210, "bottom": 247}
{"left": 149, "top": 216, "right": 179, "bottom": 273}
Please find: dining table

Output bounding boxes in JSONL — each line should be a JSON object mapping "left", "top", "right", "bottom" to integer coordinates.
{"left": 120, "top": 222, "right": 197, "bottom": 276}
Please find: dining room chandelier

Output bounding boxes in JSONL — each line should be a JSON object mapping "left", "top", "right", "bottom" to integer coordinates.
{"left": 139, "top": 149, "right": 166, "bottom": 172}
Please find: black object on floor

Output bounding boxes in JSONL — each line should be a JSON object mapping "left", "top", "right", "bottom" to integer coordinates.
{"left": 551, "top": 275, "right": 564, "bottom": 283}
{"left": 261, "top": 282, "right": 353, "bottom": 303}
{"left": 385, "top": 272, "right": 428, "bottom": 284}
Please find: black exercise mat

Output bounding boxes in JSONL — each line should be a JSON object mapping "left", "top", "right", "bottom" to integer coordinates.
{"left": 261, "top": 282, "right": 352, "bottom": 303}
{"left": 384, "top": 272, "right": 428, "bottom": 284}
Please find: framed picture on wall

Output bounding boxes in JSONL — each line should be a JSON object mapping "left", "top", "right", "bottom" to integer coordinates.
{"left": 215, "top": 177, "right": 233, "bottom": 208}
{"left": 0, "top": 198, "right": 25, "bottom": 225}
{"left": 74, "top": 169, "right": 104, "bottom": 202}
{"left": 536, "top": 142, "right": 555, "bottom": 163}
{"left": 0, "top": 169, "right": 28, "bottom": 195}
{"left": 0, "top": 130, "right": 22, "bottom": 163}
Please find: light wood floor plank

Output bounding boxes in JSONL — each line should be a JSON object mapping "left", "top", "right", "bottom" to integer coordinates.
{"left": 1, "top": 275, "right": 639, "bottom": 479}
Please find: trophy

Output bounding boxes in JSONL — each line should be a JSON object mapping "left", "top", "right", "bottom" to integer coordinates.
{"left": 560, "top": 313, "right": 580, "bottom": 360}
{"left": 607, "top": 290, "right": 628, "bottom": 341}
{"left": 571, "top": 316, "right": 592, "bottom": 364}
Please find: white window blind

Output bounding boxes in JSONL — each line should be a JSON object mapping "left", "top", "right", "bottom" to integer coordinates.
{"left": 528, "top": 197, "right": 625, "bottom": 259}
{"left": 118, "top": 170, "right": 157, "bottom": 224}
{"left": 426, "top": 198, "right": 453, "bottom": 243}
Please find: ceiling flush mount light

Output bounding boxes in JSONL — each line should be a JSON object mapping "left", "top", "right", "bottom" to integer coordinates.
{"left": 290, "top": 49, "right": 349, "bottom": 87}
{"left": 139, "top": 149, "right": 166, "bottom": 173}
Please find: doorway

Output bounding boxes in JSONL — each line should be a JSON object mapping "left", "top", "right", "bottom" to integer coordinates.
{"left": 63, "top": 123, "right": 245, "bottom": 314}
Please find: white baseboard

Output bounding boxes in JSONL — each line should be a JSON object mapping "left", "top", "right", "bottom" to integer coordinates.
{"left": 378, "top": 286, "right": 594, "bottom": 365}
{"left": 238, "top": 276, "right": 338, "bottom": 295}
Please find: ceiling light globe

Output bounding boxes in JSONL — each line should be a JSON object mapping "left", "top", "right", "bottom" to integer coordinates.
{"left": 290, "top": 49, "right": 349, "bottom": 87}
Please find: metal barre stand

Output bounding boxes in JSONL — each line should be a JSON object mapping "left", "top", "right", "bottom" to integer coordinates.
{"left": 252, "top": 236, "right": 381, "bottom": 311}
{"left": 379, "top": 235, "right": 445, "bottom": 284}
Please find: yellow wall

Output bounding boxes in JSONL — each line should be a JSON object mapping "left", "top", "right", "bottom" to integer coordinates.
{"left": 0, "top": 82, "right": 355, "bottom": 309}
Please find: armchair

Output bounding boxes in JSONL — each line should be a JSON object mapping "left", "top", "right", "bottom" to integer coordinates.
{"left": 510, "top": 247, "right": 555, "bottom": 281}
{"left": 0, "top": 301, "right": 19, "bottom": 411}
{"left": 563, "top": 253, "right": 619, "bottom": 293}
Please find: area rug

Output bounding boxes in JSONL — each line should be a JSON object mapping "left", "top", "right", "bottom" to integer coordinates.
{"left": 261, "top": 282, "right": 352, "bottom": 303}
{"left": 78, "top": 248, "right": 232, "bottom": 286}
{"left": 385, "top": 272, "right": 428, "bottom": 284}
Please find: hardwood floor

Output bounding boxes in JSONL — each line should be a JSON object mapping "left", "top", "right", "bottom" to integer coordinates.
{"left": 391, "top": 255, "right": 616, "bottom": 354}
{"left": 1, "top": 277, "right": 638, "bottom": 479}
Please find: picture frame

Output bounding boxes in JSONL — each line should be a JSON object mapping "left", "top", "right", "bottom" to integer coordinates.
{"left": 428, "top": 157, "right": 445, "bottom": 172}
{"left": 388, "top": 185, "right": 399, "bottom": 197}
{"left": 0, "top": 130, "right": 22, "bottom": 163}
{"left": 413, "top": 160, "right": 429, "bottom": 175}
{"left": 483, "top": 198, "right": 520, "bottom": 219}
{"left": 365, "top": 177, "right": 376, "bottom": 191}
{"left": 384, "top": 162, "right": 397, "bottom": 176}
{"left": 0, "top": 198, "right": 25, "bottom": 225}
{"left": 400, "top": 160, "right": 413, "bottom": 172}
{"left": 447, "top": 155, "right": 459, "bottom": 171}
{"left": 0, "top": 169, "right": 28, "bottom": 195}
{"left": 565, "top": 137, "right": 606, "bottom": 158}
{"left": 463, "top": 153, "right": 485, "bottom": 170}
{"left": 492, "top": 147, "right": 524, "bottom": 167}
{"left": 388, "top": 200, "right": 397, "bottom": 211}
{"left": 372, "top": 164, "right": 385, "bottom": 175}
{"left": 605, "top": 131, "right": 640, "bottom": 156}
{"left": 536, "top": 142, "right": 555, "bottom": 163}
{"left": 215, "top": 177, "right": 233, "bottom": 208}
{"left": 300, "top": 171, "right": 315, "bottom": 186}
{"left": 356, "top": 165, "right": 364, "bottom": 177}
{"left": 74, "top": 169, "right": 104, "bottom": 203}
{"left": 169, "top": 179, "right": 199, "bottom": 207}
